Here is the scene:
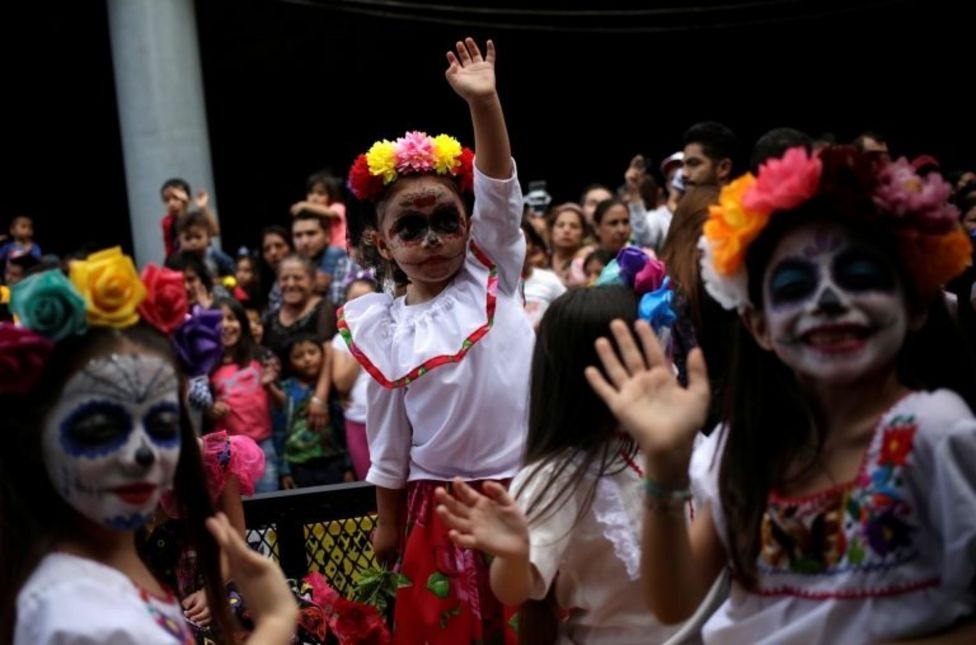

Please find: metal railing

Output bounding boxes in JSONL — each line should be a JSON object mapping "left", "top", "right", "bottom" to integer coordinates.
{"left": 243, "top": 481, "right": 378, "bottom": 597}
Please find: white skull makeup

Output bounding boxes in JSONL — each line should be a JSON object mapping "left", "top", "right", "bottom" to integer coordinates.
{"left": 42, "top": 354, "right": 181, "bottom": 531}
{"left": 755, "top": 221, "right": 909, "bottom": 385}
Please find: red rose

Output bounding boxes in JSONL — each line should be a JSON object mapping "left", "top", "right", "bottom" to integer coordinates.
{"left": 348, "top": 154, "right": 385, "bottom": 202}
{"left": 0, "top": 324, "right": 54, "bottom": 396}
{"left": 456, "top": 147, "right": 475, "bottom": 193}
{"left": 332, "top": 597, "right": 391, "bottom": 645}
{"left": 138, "top": 264, "right": 188, "bottom": 335}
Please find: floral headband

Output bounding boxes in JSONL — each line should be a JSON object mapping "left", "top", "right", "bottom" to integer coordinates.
{"left": 347, "top": 130, "right": 475, "bottom": 202}
{"left": 1, "top": 247, "right": 222, "bottom": 395}
{"left": 699, "top": 146, "right": 973, "bottom": 311}
{"left": 595, "top": 247, "right": 677, "bottom": 345}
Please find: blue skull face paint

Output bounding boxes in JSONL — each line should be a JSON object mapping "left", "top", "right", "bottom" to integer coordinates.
{"left": 42, "top": 354, "right": 181, "bottom": 531}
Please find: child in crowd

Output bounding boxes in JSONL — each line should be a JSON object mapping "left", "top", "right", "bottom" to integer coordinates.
{"left": 268, "top": 333, "right": 353, "bottom": 488}
{"left": 331, "top": 278, "right": 377, "bottom": 480}
{"left": 292, "top": 170, "right": 348, "bottom": 251}
{"left": 160, "top": 178, "right": 219, "bottom": 258}
{"left": 209, "top": 297, "right": 278, "bottom": 493}
{"left": 0, "top": 215, "right": 42, "bottom": 277}
{"left": 436, "top": 286, "right": 684, "bottom": 644}
{"left": 176, "top": 211, "right": 235, "bottom": 278}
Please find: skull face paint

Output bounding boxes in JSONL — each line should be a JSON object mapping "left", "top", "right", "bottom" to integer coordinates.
{"left": 42, "top": 354, "right": 181, "bottom": 531}
{"left": 757, "top": 221, "right": 908, "bottom": 385}
{"left": 377, "top": 176, "right": 469, "bottom": 286}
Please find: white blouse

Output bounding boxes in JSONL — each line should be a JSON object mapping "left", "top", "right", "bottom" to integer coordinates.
{"left": 690, "top": 389, "right": 976, "bottom": 644}
{"left": 16, "top": 552, "right": 193, "bottom": 644}
{"left": 512, "top": 453, "right": 681, "bottom": 644}
{"left": 339, "top": 162, "right": 533, "bottom": 488}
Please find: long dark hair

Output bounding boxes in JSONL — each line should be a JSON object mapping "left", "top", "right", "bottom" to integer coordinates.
{"left": 215, "top": 296, "right": 260, "bottom": 368}
{"left": 515, "top": 286, "right": 638, "bottom": 642}
{"left": 0, "top": 325, "right": 235, "bottom": 643}
{"left": 718, "top": 205, "right": 976, "bottom": 587}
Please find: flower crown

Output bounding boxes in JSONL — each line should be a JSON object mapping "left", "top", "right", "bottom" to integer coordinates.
{"left": 347, "top": 130, "right": 475, "bottom": 202}
{"left": 1, "top": 247, "right": 222, "bottom": 395}
{"left": 699, "top": 146, "right": 973, "bottom": 311}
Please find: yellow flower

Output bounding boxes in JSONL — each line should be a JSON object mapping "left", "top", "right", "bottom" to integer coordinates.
{"left": 365, "top": 140, "right": 398, "bottom": 184}
{"left": 69, "top": 247, "right": 147, "bottom": 328}
{"left": 431, "top": 134, "right": 462, "bottom": 174}
{"left": 703, "top": 174, "right": 771, "bottom": 276}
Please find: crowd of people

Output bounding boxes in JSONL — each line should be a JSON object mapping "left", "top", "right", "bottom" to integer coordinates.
{"left": 2, "top": 35, "right": 976, "bottom": 645}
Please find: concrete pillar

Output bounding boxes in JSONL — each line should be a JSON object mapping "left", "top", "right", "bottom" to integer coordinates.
{"left": 107, "top": 0, "right": 219, "bottom": 267}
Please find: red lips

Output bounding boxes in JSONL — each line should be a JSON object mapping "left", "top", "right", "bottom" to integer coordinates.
{"left": 111, "top": 483, "right": 157, "bottom": 505}
{"left": 801, "top": 324, "right": 870, "bottom": 355}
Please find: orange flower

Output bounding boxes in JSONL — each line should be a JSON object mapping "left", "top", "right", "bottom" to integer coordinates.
{"left": 901, "top": 225, "right": 973, "bottom": 296}
{"left": 703, "top": 174, "right": 772, "bottom": 276}
{"left": 70, "top": 247, "right": 147, "bottom": 328}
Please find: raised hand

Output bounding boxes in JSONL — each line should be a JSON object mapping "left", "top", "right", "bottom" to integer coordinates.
{"left": 624, "top": 155, "right": 647, "bottom": 203}
{"left": 206, "top": 512, "right": 297, "bottom": 641}
{"left": 195, "top": 190, "right": 210, "bottom": 209}
{"left": 445, "top": 38, "right": 497, "bottom": 104}
{"left": 585, "top": 320, "right": 710, "bottom": 482}
{"left": 435, "top": 478, "right": 529, "bottom": 559}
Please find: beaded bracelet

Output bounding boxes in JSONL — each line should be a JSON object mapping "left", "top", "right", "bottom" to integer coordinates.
{"left": 644, "top": 477, "right": 692, "bottom": 513}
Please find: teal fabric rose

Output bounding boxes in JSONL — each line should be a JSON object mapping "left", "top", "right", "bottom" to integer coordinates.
{"left": 10, "top": 269, "right": 88, "bottom": 341}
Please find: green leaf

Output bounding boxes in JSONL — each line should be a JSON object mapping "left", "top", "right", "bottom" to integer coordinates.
{"left": 426, "top": 572, "right": 451, "bottom": 599}
{"left": 848, "top": 540, "right": 865, "bottom": 565}
{"left": 508, "top": 611, "right": 520, "bottom": 633}
{"left": 396, "top": 573, "right": 412, "bottom": 588}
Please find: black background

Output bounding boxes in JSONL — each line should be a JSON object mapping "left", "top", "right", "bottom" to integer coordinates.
{"left": 4, "top": 0, "right": 972, "bottom": 259}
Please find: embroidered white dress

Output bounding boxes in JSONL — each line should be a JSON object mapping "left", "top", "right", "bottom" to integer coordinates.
{"left": 512, "top": 454, "right": 681, "bottom": 644}
{"left": 16, "top": 552, "right": 193, "bottom": 644}
{"left": 690, "top": 389, "right": 976, "bottom": 644}
{"left": 338, "top": 163, "right": 533, "bottom": 488}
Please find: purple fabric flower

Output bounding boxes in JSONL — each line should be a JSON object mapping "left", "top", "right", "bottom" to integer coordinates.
{"left": 865, "top": 507, "right": 913, "bottom": 556}
{"left": 615, "top": 247, "right": 650, "bottom": 286}
{"left": 172, "top": 309, "right": 223, "bottom": 377}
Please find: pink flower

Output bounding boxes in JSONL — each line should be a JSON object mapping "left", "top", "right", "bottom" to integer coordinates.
{"left": 874, "top": 158, "right": 960, "bottom": 236}
{"left": 743, "top": 146, "right": 822, "bottom": 213}
{"left": 633, "top": 257, "right": 667, "bottom": 294}
{"left": 395, "top": 131, "right": 435, "bottom": 174}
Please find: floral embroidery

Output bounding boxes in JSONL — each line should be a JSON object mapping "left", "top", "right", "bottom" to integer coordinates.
{"left": 879, "top": 421, "right": 916, "bottom": 466}
{"left": 760, "top": 416, "right": 919, "bottom": 577}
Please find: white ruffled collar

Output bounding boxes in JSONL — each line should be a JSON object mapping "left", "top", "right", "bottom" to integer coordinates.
{"left": 337, "top": 241, "right": 499, "bottom": 388}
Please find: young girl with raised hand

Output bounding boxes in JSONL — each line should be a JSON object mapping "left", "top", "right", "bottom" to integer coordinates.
{"left": 339, "top": 38, "right": 533, "bottom": 643}
{"left": 435, "top": 285, "right": 684, "bottom": 644}
{"left": 587, "top": 147, "right": 976, "bottom": 643}
{"left": 0, "top": 249, "right": 296, "bottom": 644}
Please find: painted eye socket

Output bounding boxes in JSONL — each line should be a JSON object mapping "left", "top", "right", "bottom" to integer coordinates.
{"left": 430, "top": 209, "right": 462, "bottom": 235}
{"left": 391, "top": 215, "right": 428, "bottom": 242}
{"left": 144, "top": 402, "right": 180, "bottom": 446}
{"left": 60, "top": 401, "right": 131, "bottom": 456}
{"left": 769, "top": 261, "right": 817, "bottom": 305}
{"left": 834, "top": 252, "right": 895, "bottom": 292}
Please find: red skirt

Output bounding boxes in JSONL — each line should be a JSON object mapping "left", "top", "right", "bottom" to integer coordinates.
{"left": 392, "top": 479, "right": 519, "bottom": 645}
